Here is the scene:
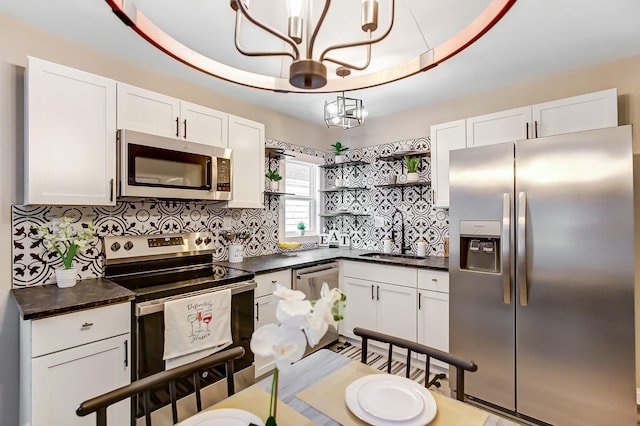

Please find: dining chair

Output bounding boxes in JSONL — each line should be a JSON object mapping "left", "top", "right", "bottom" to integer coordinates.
{"left": 76, "top": 346, "right": 245, "bottom": 426}
{"left": 352, "top": 327, "right": 477, "bottom": 401}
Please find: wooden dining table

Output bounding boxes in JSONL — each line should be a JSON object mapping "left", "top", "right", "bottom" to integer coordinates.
{"left": 208, "top": 349, "right": 519, "bottom": 425}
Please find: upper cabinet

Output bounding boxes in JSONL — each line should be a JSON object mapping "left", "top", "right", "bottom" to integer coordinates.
{"left": 431, "top": 119, "right": 466, "bottom": 208}
{"left": 227, "top": 115, "right": 265, "bottom": 209}
{"left": 117, "top": 83, "right": 228, "bottom": 148}
{"left": 25, "top": 57, "right": 117, "bottom": 206}
{"left": 431, "top": 88, "right": 618, "bottom": 207}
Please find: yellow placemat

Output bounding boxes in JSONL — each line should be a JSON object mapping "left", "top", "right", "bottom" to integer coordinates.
{"left": 211, "top": 385, "right": 315, "bottom": 426}
{"left": 296, "top": 361, "right": 489, "bottom": 426}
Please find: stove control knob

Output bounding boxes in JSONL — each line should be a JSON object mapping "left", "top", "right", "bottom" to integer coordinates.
{"left": 204, "top": 236, "right": 212, "bottom": 245}
{"left": 195, "top": 237, "right": 203, "bottom": 245}
{"left": 124, "top": 241, "right": 134, "bottom": 251}
{"left": 110, "top": 242, "right": 121, "bottom": 252}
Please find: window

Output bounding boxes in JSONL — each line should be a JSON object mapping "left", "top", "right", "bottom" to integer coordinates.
{"left": 281, "top": 152, "right": 322, "bottom": 238}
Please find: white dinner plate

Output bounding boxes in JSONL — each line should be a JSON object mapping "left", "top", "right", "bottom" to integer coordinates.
{"left": 346, "top": 374, "right": 437, "bottom": 426}
{"left": 176, "top": 408, "right": 265, "bottom": 426}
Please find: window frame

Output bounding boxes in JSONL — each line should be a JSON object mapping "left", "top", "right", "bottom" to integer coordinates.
{"left": 279, "top": 151, "right": 323, "bottom": 243}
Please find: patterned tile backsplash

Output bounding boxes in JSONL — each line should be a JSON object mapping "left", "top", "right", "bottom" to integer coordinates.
{"left": 11, "top": 137, "right": 449, "bottom": 288}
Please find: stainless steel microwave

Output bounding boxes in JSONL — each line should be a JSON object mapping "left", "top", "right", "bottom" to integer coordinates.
{"left": 117, "top": 129, "right": 232, "bottom": 201}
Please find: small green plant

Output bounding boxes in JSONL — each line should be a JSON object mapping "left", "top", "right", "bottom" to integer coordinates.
{"left": 330, "top": 141, "right": 349, "bottom": 155}
{"left": 403, "top": 155, "right": 421, "bottom": 173}
{"left": 297, "top": 221, "right": 306, "bottom": 231}
{"left": 265, "top": 170, "right": 283, "bottom": 182}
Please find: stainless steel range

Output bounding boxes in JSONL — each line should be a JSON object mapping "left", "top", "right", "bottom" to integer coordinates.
{"left": 103, "top": 232, "right": 256, "bottom": 421}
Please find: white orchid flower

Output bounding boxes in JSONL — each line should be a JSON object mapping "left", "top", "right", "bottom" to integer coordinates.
{"left": 276, "top": 299, "right": 311, "bottom": 327}
{"left": 250, "top": 323, "right": 307, "bottom": 371}
{"left": 303, "top": 301, "right": 330, "bottom": 347}
{"left": 273, "top": 284, "right": 306, "bottom": 301}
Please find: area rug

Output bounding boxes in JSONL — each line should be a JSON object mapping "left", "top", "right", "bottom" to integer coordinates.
{"left": 330, "top": 340, "right": 451, "bottom": 397}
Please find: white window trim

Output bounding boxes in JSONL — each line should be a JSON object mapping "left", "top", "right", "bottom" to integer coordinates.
{"left": 279, "top": 150, "right": 324, "bottom": 243}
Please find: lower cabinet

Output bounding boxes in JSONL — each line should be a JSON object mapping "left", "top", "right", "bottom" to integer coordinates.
{"left": 417, "top": 269, "right": 450, "bottom": 370}
{"left": 253, "top": 269, "right": 291, "bottom": 378}
{"left": 20, "top": 303, "right": 131, "bottom": 426}
{"left": 342, "top": 276, "right": 417, "bottom": 343}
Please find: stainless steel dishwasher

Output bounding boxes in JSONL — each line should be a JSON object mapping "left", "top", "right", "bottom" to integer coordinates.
{"left": 293, "top": 261, "right": 340, "bottom": 355}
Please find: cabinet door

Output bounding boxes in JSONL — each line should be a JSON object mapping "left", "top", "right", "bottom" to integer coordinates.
{"left": 31, "top": 334, "right": 130, "bottom": 426}
{"left": 227, "top": 115, "right": 265, "bottom": 208}
{"left": 532, "top": 88, "right": 618, "bottom": 138}
{"left": 342, "top": 277, "right": 377, "bottom": 340}
{"left": 180, "top": 101, "right": 228, "bottom": 147}
{"left": 255, "top": 269, "right": 292, "bottom": 298}
{"left": 430, "top": 119, "right": 466, "bottom": 208}
{"left": 254, "top": 294, "right": 278, "bottom": 378}
{"left": 116, "top": 82, "right": 180, "bottom": 139}
{"left": 25, "top": 57, "right": 117, "bottom": 205}
{"left": 376, "top": 283, "right": 417, "bottom": 342}
{"left": 417, "top": 290, "right": 449, "bottom": 370}
{"left": 466, "top": 106, "right": 531, "bottom": 147}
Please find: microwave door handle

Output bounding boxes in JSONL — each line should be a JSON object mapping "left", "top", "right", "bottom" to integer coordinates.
{"left": 206, "top": 159, "right": 213, "bottom": 191}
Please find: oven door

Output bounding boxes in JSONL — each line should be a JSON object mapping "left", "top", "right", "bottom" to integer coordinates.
{"left": 118, "top": 129, "right": 232, "bottom": 200}
{"left": 133, "top": 284, "right": 254, "bottom": 417}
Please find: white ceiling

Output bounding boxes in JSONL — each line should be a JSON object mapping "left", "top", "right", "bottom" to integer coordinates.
{"left": 2, "top": 0, "right": 640, "bottom": 127}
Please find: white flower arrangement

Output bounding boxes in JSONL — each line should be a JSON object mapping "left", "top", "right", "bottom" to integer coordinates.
{"left": 250, "top": 283, "right": 346, "bottom": 425}
{"left": 32, "top": 216, "right": 95, "bottom": 270}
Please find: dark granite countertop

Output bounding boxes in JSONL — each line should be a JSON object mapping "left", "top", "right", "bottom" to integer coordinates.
{"left": 11, "top": 278, "right": 135, "bottom": 321}
{"left": 217, "top": 248, "right": 449, "bottom": 274}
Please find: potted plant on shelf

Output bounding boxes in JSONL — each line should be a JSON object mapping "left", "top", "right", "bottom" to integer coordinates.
{"left": 403, "top": 155, "right": 421, "bottom": 183}
{"left": 297, "top": 221, "right": 306, "bottom": 236}
{"left": 330, "top": 141, "right": 349, "bottom": 164}
{"left": 265, "top": 170, "right": 283, "bottom": 191}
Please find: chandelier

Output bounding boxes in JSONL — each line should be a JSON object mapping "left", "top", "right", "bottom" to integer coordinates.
{"left": 105, "top": 0, "right": 517, "bottom": 93}
{"left": 324, "top": 67, "right": 367, "bottom": 129}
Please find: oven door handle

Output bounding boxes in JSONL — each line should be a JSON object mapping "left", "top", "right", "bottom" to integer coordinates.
{"left": 295, "top": 265, "right": 339, "bottom": 280}
{"left": 135, "top": 280, "right": 256, "bottom": 317}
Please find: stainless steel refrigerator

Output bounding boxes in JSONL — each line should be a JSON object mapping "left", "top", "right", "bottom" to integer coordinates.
{"left": 449, "top": 125, "right": 636, "bottom": 426}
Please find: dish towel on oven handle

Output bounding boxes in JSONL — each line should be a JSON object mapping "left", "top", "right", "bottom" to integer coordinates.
{"left": 163, "top": 289, "right": 233, "bottom": 370}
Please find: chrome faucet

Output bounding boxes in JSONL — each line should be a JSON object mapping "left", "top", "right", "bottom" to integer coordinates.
{"left": 390, "top": 209, "right": 410, "bottom": 254}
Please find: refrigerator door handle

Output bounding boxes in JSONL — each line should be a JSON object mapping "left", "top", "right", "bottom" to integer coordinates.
{"left": 502, "top": 193, "right": 511, "bottom": 304}
{"left": 517, "top": 191, "right": 528, "bottom": 306}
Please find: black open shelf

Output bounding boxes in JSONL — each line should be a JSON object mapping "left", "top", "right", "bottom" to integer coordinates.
{"left": 376, "top": 150, "right": 431, "bottom": 162}
{"left": 319, "top": 186, "right": 369, "bottom": 193}
{"left": 319, "top": 160, "right": 369, "bottom": 169}
{"left": 374, "top": 181, "right": 431, "bottom": 188}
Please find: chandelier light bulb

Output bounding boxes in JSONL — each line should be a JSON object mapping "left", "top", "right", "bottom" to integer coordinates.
{"left": 331, "top": 116, "right": 341, "bottom": 125}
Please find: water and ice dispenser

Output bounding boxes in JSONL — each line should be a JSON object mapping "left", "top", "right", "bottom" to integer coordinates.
{"left": 459, "top": 221, "right": 501, "bottom": 273}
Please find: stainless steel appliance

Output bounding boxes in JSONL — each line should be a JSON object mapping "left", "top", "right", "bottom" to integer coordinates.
{"left": 117, "top": 129, "right": 232, "bottom": 201}
{"left": 449, "top": 126, "right": 636, "bottom": 425}
{"left": 293, "top": 262, "right": 340, "bottom": 355}
{"left": 103, "top": 232, "right": 255, "bottom": 421}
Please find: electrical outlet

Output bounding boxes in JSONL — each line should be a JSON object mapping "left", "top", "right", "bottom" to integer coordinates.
{"left": 374, "top": 215, "right": 385, "bottom": 228}
{"left": 223, "top": 216, "right": 233, "bottom": 229}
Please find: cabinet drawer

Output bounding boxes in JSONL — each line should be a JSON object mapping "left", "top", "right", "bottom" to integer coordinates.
{"left": 342, "top": 261, "right": 416, "bottom": 288}
{"left": 31, "top": 303, "right": 130, "bottom": 357}
{"left": 417, "top": 269, "right": 449, "bottom": 293}
{"left": 255, "top": 269, "right": 291, "bottom": 298}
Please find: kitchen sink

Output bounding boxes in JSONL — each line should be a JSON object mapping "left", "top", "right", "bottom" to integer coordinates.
{"left": 359, "top": 253, "right": 424, "bottom": 261}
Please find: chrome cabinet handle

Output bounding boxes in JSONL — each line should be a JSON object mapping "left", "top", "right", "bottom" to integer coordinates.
{"left": 502, "top": 193, "right": 512, "bottom": 304}
{"left": 517, "top": 192, "right": 528, "bottom": 306}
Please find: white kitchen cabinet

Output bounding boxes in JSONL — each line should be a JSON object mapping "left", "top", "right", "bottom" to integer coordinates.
{"left": 431, "top": 88, "right": 618, "bottom": 207}
{"left": 253, "top": 269, "right": 291, "bottom": 378}
{"left": 25, "top": 57, "right": 117, "bottom": 205}
{"left": 466, "top": 106, "right": 531, "bottom": 147}
{"left": 227, "top": 114, "right": 265, "bottom": 209}
{"left": 531, "top": 88, "right": 618, "bottom": 137}
{"left": 20, "top": 303, "right": 131, "bottom": 426}
{"left": 417, "top": 269, "right": 449, "bottom": 370}
{"left": 430, "top": 119, "right": 466, "bottom": 208}
{"left": 341, "top": 261, "right": 417, "bottom": 342}
{"left": 117, "top": 83, "right": 228, "bottom": 147}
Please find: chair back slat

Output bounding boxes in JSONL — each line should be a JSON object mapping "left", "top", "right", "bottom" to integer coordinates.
{"left": 76, "top": 346, "right": 245, "bottom": 425}
{"left": 353, "top": 328, "right": 477, "bottom": 401}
